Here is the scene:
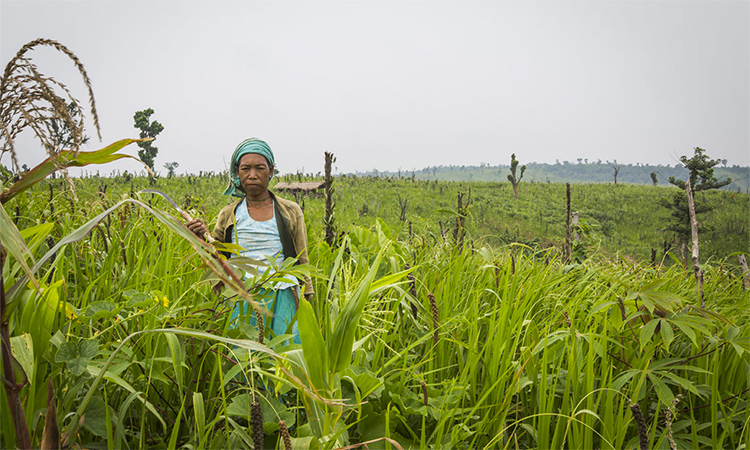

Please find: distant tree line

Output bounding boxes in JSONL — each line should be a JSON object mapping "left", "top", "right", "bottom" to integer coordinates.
{"left": 359, "top": 159, "right": 748, "bottom": 192}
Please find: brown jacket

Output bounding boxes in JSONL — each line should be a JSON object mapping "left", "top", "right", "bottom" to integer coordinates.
{"left": 212, "top": 191, "right": 314, "bottom": 296}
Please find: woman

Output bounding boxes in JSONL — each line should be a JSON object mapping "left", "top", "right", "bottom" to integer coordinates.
{"left": 187, "top": 138, "right": 312, "bottom": 344}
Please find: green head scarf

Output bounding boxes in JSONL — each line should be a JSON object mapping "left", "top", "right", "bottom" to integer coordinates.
{"left": 222, "top": 138, "right": 275, "bottom": 197}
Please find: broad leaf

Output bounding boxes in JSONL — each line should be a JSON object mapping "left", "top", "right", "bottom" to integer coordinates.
{"left": 56, "top": 338, "right": 98, "bottom": 376}
{"left": 10, "top": 333, "right": 34, "bottom": 386}
{"left": 660, "top": 319, "right": 675, "bottom": 351}
{"left": 639, "top": 319, "right": 659, "bottom": 351}
{"left": 328, "top": 246, "right": 387, "bottom": 374}
{"left": 83, "top": 396, "right": 110, "bottom": 437}
{"left": 298, "top": 298, "right": 328, "bottom": 392}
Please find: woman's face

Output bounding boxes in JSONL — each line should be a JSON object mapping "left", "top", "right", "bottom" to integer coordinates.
{"left": 236, "top": 153, "right": 272, "bottom": 198}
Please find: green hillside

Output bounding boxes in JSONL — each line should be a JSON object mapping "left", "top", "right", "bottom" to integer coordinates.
{"left": 362, "top": 162, "right": 750, "bottom": 193}
{"left": 34, "top": 171, "right": 749, "bottom": 263}
{"left": 298, "top": 176, "right": 749, "bottom": 263}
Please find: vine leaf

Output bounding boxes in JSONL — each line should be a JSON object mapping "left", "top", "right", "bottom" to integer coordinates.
{"left": 55, "top": 338, "right": 98, "bottom": 376}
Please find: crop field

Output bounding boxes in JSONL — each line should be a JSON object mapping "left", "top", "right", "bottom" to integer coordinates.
{"left": 1, "top": 168, "right": 749, "bottom": 450}
{"left": 1, "top": 37, "right": 749, "bottom": 450}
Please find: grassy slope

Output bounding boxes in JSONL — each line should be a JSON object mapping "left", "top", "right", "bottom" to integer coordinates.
{"left": 294, "top": 176, "right": 749, "bottom": 263}
{"left": 25, "top": 172, "right": 748, "bottom": 263}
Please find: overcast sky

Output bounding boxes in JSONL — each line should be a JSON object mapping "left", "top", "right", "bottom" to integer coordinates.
{"left": 1, "top": 0, "right": 748, "bottom": 176}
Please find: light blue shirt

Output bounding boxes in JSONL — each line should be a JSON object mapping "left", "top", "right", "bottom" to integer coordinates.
{"left": 231, "top": 199, "right": 294, "bottom": 289}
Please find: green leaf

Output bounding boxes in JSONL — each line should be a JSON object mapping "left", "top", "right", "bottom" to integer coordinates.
{"left": 661, "top": 371, "right": 700, "bottom": 396}
{"left": 289, "top": 436, "right": 319, "bottom": 450}
{"left": 341, "top": 366, "right": 384, "bottom": 399}
{"left": 328, "top": 246, "right": 387, "bottom": 374}
{"left": 83, "top": 396, "right": 110, "bottom": 437}
{"left": 647, "top": 372, "right": 675, "bottom": 406}
{"left": 660, "top": 320, "right": 674, "bottom": 352}
{"left": 121, "top": 289, "right": 140, "bottom": 299}
{"left": 10, "top": 333, "right": 34, "bottom": 386}
{"left": 193, "top": 392, "right": 205, "bottom": 439}
{"left": 168, "top": 402, "right": 185, "bottom": 450}
{"left": 640, "top": 295, "right": 655, "bottom": 314}
{"left": 0, "top": 138, "right": 144, "bottom": 204}
{"left": 56, "top": 338, "right": 99, "bottom": 376}
{"left": 226, "top": 417, "right": 254, "bottom": 448}
{"left": 357, "top": 403, "right": 393, "bottom": 444}
{"left": 227, "top": 390, "right": 294, "bottom": 428}
{"left": 64, "top": 328, "right": 285, "bottom": 440}
{"left": 127, "top": 292, "right": 155, "bottom": 309}
{"left": 648, "top": 358, "right": 684, "bottom": 371}
{"left": 639, "top": 320, "right": 659, "bottom": 351}
{"left": 19, "top": 222, "right": 54, "bottom": 254}
{"left": 640, "top": 279, "right": 668, "bottom": 292}
{"left": 671, "top": 319, "right": 698, "bottom": 347}
{"left": 79, "top": 339, "right": 99, "bottom": 359}
{"left": 8, "top": 197, "right": 256, "bottom": 314}
{"left": 0, "top": 203, "right": 38, "bottom": 290}
{"left": 84, "top": 301, "right": 120, "bottom": 320}
{"left": 730, "top": 342, "right": 746, "bottom": 357}
{"left": 298, "top": 298, "right": 328, "bottom": 392}
{"left": 165, "top": 334, "right": 185, "bottom": 392}
{"left": 532, "top": 330, "right": 569, "bottom": 355}
{"left": 86, "top": 366, "right": 166, "bottom": 430}
{"left": 226, "top": 393, "right": 252, "bottom": 417}
{"left": 574, "top": 409, "right": 601, "bottom": 420}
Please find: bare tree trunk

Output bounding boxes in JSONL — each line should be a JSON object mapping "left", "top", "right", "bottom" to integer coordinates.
{"left": 324, "top": 152, "right": 336, "bottom": 247}
{"left": 453, "top": 192, "right": 463, "bottom": 245}
{"left": 564, "top": 183, "right": 571, "bottom": 262}
{"left": 453, "top": 190, "right": 470, "bottom": 251}
{"left": 685, "top": 180, "right": 704, "bottom": 308}
{"left": 739, "top": 254, "right": 750, "bottom": 290}
{"left": 397, "top": 194, "right": 408, "bottom": 222}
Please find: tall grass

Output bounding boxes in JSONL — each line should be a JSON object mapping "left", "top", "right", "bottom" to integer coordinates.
{"left": 1, "top": 172, "right": 748, "bottom": 449}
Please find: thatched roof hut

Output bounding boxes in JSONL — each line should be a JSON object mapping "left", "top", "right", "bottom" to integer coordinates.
{"left": 273, "top": 181, "right": 326, "bottom": 195}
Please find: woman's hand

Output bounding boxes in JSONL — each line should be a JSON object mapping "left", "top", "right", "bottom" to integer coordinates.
{"left": 187, "top": 219, "right": 209, "bottom": 239}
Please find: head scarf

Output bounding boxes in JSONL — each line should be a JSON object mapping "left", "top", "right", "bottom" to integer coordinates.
{"left": 223, "top": 138, "right": 275, "bottom": 197}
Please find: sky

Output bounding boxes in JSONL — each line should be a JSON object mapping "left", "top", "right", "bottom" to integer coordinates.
{"left": 1, "top": 0, "right": 748, "bottom": 176}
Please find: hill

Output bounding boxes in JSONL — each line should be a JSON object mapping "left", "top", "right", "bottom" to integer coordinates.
{"left": 357, "top": 161, "right": 750, "bottom": 193}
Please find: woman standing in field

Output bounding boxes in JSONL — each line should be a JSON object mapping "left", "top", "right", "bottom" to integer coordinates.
{"left": 187, "top": 138, "right": 312, "bottom": 344}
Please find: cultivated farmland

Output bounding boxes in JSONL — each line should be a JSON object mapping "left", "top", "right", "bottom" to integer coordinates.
{"left": 2, "top": 170, "right": 748, "bottom": 449}
{"left": 2, "top": 35, "right": 749, "bottom": 450}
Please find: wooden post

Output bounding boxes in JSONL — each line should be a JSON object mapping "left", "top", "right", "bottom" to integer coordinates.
{"left": 572, "top": 211, "right": 580, "bottom": 242}
{"left": 453, "top": 191, "right": 463, "bottom": 245}
{"left": 685, "top": 180, "right": 704, "bottom": 308}
{"left": 324, "top": 152, "right": 336, "bottom": 247}
{"left": 453, "top": 189, "right": 470, "bottom": 251}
